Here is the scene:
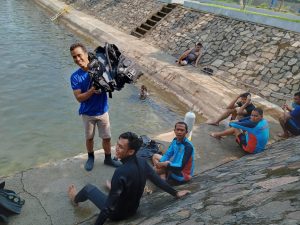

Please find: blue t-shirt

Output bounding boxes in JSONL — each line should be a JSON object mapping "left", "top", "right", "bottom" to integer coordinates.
{"left": 230, "top": 117, "right": 269, "bottom": 154}
{"left": 290, "top": 105, "right": 300, "bottom": 127}
{"left": 70, "top": 68, "right": 108, "bottom": 116}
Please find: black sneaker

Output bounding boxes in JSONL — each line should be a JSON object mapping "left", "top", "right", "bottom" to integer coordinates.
{"left": 84, "top": 157, "right": 94, "bottom": 171}
{"left": 104, "top": 158, "right": 122, "bottom": 168}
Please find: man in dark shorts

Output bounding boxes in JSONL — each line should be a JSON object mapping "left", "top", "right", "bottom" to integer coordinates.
{"left": 68, "top": 132, "right": 190, "bottom": 225}
{"left": 210, "top": 108, "right": 269, "bottom": 154}
{"left": 207, "top": 92, "right": 255, "bottom": 126}
{"left": 278, "top": 91, "right": 300, "bottom": 138}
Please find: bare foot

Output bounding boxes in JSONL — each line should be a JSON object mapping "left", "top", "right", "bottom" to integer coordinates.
{"left": 68, "top": 184, "right": 78, "bottom": 206}
{"left": 206, "top": 121, "right": 219, "bottom": 126}
{"left": 210, "top": 132, "right": 222, "bottom": 140}
{"left": 277, "top": 133, "right": 289, "bottom": 139}
{"left": 105, "top": 180, "right": 111, "bottom": 191}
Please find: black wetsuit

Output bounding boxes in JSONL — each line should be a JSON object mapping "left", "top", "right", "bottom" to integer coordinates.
{"left": 74, "top": 155, "right": 177, "bottom": 225}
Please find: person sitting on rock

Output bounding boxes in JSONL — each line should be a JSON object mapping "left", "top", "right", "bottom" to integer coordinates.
{"left": 210, "top": 108, "right": 269, "bottom": 154}
{"left": 177, "top": 42, "right": 203, "bottom": 67}
{"left": 278, "top": 91, "right": 300, "bottom": 138}
{"left": 68, "top": 132, "right": 190, "bottom": 225}
{"left": 139, "top": 85, "right": 148, "bottom": 100}
{"left": 207, "top": 92, "right": 255, "bottom": 126}
{"left": 152, "top": 122, "right": 195, "bottom": 184}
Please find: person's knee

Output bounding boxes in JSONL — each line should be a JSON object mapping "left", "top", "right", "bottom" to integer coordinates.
{"left": 103, "top": 138, "right": 111, "bottom": 143}
{"left": 83, "top": 183, "right": 96, "bottom": 192}
{"left": 86, "top": 138, "right": 94, "bottom": 143}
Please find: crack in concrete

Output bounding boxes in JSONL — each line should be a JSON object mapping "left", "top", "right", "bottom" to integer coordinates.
{"left": 76, "top": 214, "right": 98, "bottom": 225}
{"left": 20, "top": 171, "right": 54, "bottom": 225}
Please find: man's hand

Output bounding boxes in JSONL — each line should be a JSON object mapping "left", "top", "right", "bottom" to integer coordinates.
{"left": 156, "top": 161, "right": 170, "bottom": 168}
{"left": 245, "top": 95, "right": 251, "bottom": 105}
{"left": 176, "top": 190, "right": 191, "bottom": 198}
{"left": 282, "top": 103, "right": 292, "bottom": 111}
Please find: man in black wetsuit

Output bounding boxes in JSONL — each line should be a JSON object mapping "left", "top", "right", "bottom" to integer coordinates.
{"left": 68, "top": 132, "right": 190, "bottom": 225}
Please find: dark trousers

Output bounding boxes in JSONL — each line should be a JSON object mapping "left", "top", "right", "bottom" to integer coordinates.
{"left": 74, "top": 184, "right": 107, "bottom": 210}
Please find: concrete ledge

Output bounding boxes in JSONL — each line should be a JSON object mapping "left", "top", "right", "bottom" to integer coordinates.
{"left": 184, "top": 0, "right": 300, "bottom": 33}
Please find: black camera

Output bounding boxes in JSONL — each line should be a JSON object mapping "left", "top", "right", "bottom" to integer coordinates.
{"left": 87, "top": 52, "right": 113, "bottom": 93}
{"left": 87, "top": 43, "right": 143, "bottom": 97}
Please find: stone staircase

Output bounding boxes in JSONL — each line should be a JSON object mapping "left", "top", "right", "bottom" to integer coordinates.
{"left": 131, "top": 3, "right": 177, "bottom": 38}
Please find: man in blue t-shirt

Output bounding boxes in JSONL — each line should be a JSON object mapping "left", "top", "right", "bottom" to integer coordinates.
{"left": 278, "top": 91, "right": 300, "bottom": 138}
{"left": 70, "top": 43, "right": 121, "bottom": 171}
{"left": 210, "top": 108, "right": 269, "bottom": 154}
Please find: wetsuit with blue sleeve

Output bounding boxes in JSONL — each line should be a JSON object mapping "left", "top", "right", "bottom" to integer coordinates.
{"left": 160, "top": 137, "right": 195, "bottom": 182}
{"left": 230, "top": 117, "right": 269, "bottom": 154}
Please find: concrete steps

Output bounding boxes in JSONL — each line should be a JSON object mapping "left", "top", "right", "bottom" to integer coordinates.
{"left": 130, "top": 3, "right": 177, "bottom": 39}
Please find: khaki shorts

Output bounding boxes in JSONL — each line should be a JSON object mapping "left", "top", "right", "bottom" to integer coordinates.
{"left": 82, "top": 112, "right": 111, "bottom": 140}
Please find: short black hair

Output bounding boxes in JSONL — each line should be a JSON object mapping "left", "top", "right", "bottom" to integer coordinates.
{"left": 253, "top": 107, "right": 263, "bottom": 116}
{"left": 240, "top": 92, "right": 251, "bottom": 98}
{"left": 196, "top": 42, "right": 203, "bottom": 47}
{"left": 119, "top": 132, "right": 142, "bottom": 152}
{"left": 294, "top": 92, "right": 300, "bottom": 97}
{"left": 175, "top": 122, "right": 188, "bottom": 132}
{"left": 70, "top": 43, "right": 87, "bottom": 53}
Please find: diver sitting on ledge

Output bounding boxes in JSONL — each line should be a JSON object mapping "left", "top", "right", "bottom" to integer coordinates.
{"left": 68, "top": 132, "right": 190, "bottom": 225}
{"left": 152, "top": 122, "right": 195, "bottom": 184}
{"left": 210, "top": 108, "right": 269, "bottom": 154}
{"left": 176, "top": 42, "right": 203, "bottom": 67}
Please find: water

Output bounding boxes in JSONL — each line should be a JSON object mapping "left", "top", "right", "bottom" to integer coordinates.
{"left": 0, "top": 0, "right": 186, "bottom": 176}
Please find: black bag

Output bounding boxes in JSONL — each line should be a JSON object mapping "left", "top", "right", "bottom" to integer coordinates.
{"left": 136, "top": 135, "right": 164, "bottom": 159}
{"left": 201, "top": 67, "right": 213, "bottom": 75}
{"left": 0, "top": 181, "right": 25, "bottom": 224}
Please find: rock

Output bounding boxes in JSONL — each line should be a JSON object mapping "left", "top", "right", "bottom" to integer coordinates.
{"left": 247, "top": 54, "right": 258, "bottom": 62}
{"left": 228, "top": 68, "right": 238, "bottom": 74}
{"left": 224, "top": 62, "right": 234, "bottom": 67}
{"left": 292, "top": 66, "right": 299, "bottom": 74}
{"left": 211, "top": 59, "right": 224, "bottom": 67}
{"left": 237, "top": 62, "right": 247, "bottom": 70}
{"left": 288, "top": 58, "right": 297, "bottom": 66}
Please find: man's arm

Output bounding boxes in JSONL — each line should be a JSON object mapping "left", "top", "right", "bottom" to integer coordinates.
{"left": 73, "top": 87, "right": 96, "bottom": 103}
{"left": 226, "top": 95, "right": 240, "bottom": 109}
{"left": 146, "top": 162, "right": 177, "bottom": 196}
{"left": 194, "top": 50, "right": 202, "bottom": 67}
{"left": 159, "top": 142, "right": 175, "bottom": 162}
{"left": 178, "top": 49, "right": 192, "bottom": 63}
{"left": 237, "top": 95, "right": 251, "bottom": 115}
{"left": 230, "top": 119, "right": 257, "bottom": 132}
{"left": 167, "top": 144, "right": 193, "bottom": 172}
{"left": 146, "top": 163, "right": 191, "bottom": 198}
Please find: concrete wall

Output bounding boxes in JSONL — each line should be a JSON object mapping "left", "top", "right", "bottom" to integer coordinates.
{"left": 144, "top": 6, "right": 300, "bottom": 105}
{"left": 63, "top": 0, "right": 163, "bottom": 32}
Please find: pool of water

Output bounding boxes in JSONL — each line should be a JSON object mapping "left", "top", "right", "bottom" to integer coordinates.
{"left": 0, "top": 0, "right": 189, "bottom": 176}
